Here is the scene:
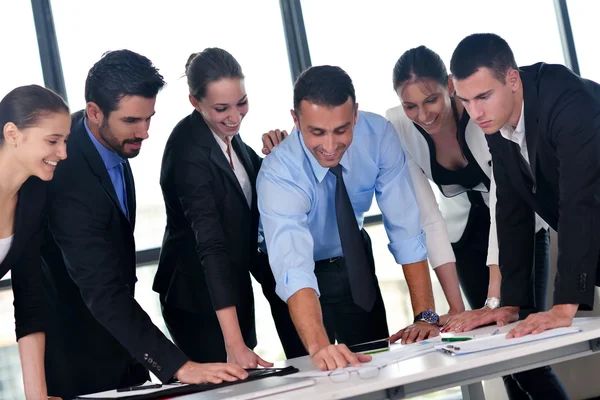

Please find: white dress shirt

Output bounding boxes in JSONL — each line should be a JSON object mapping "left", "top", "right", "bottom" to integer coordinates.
{"left": 0, "top": 235, "right": 13, "bottom": 264}
{"left": 498, "top": 101, "right": 548, "bottom": 232}
{"left": 211, "top": 131, "right": 252, "bottom": 208}
{"left": 500, "top": 101, "right": 530, "bottom": 166}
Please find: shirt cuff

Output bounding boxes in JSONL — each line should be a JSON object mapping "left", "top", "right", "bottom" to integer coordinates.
{"left": 424, "top": 227, "right": 456, "bottom": 269}
{"left": 276, "top": 267, "right": 320, "bottom": 303}
{"left": 388, "top": 232, "right": 428, "bottom": 265}
{"left": 486, "top": 248, "right": 499, "bottom": 266}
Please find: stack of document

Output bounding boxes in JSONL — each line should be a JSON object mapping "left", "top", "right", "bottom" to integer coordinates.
{"left": 290, "top": 339, "right": 439, "bottom": 378}
{"left": 436, "top": 326, "right": 581, "bottom": 356}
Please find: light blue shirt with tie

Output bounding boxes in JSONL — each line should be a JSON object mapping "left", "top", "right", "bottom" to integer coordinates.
{"left": 85, "top": 120, "right": 129, "bottom": 218}
{"left": 257, "top": 110, "right": 427, "bottom": 302}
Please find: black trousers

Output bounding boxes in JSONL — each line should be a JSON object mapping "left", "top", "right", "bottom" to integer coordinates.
{"left": 453, "top": 202, "right": 568, "bottom": 399}
{"left": 161, "top": 253, "right": 305, "bottom": 363}
{"left": 315, "top": 229, "right": 389, "bottom": 345}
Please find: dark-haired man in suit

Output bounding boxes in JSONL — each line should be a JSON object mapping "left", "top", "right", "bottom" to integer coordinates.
{"left": 448, "top": 33, "right": 600, "bottom": 398}
{"left": 41, "top": 49, "right": 247, "bottom": 399}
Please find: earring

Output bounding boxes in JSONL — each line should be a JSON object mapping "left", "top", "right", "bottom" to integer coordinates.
{"left": 13, "top": 142, "right": 17, "bottom": 148}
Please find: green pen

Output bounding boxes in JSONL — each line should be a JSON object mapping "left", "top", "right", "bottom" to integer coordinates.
{"left": 363, "top": 348, "right": 391, "bottom": 355}
{"left": 441, "top": 337, "right": 472, "bottom": 342}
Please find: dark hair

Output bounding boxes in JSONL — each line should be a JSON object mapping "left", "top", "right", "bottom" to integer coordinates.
{"left": 0, "top": 85, "right": 69, "bottom": 144}
{"left": 186, "top": 48, "right": 244, "bottom": 100}
{"left": 393, "top": 46, "right": 447, "bottom": 91}
{"left": 450, "top": 33, "right": 518, "bottom": 83}
{"left": 293, "top": 65, "right": 355, "bottom": 114}
{"left": 84, "top": 49, "right": 165, "bottom": 116}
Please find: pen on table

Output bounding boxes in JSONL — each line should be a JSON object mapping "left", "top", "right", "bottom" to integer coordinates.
{"left": 117, "top": 383, "right": 162, "bottom": 392}
{"left": 441, "top": 337, "right": 472, "bottom": 342}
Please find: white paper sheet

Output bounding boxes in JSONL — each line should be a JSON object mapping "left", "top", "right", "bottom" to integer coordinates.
{"left": 287, "top": 339, "right": 438, "bottom": 378}
{"left": 435, "top": 326, "right": 581, "bottom": 355}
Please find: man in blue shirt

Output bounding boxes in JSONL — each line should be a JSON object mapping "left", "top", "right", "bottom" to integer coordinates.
{"left": 258, "top": 66, "right": 439, "bottom": 370}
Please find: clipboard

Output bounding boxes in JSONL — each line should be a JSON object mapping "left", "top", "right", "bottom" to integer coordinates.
{"left": 76, "top": 366, "right": 300, "bottom": 399}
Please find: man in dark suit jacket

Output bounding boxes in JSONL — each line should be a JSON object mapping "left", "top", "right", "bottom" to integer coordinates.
{"left": 40, "top": 50, "right": 246, "bottom": 398}
{"left": 449, "top": 33, "right": 600, "bottom": 338}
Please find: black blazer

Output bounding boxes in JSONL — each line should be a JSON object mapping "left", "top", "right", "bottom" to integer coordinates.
{"left": 41, "top": 111, "right": 187, "bottom": 398}
{"left": 154, "top": 110, "right": 262, "bottom": 342}
{"left": 0, "top": 177, "right": 46, "bottom": 341}
{"left": 487, "top": 63, "right": 600, "bottom": 310}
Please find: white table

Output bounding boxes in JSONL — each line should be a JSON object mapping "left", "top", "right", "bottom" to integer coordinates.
{"left": 239, "top": 317, "right": 600, "bottom": 400}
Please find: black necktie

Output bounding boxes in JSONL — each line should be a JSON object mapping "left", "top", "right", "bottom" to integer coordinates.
{"left": 330, "top": 164, "right": 376, "bottom": 311}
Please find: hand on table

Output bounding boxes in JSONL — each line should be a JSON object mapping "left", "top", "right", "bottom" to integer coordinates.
{"left": 311, "top": 343, "right": 372, "bottom": 371}
{"left": 388, "top": 321, "right": 440, "bottom": 344}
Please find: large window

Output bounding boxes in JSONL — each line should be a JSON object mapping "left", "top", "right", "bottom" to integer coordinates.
{"left": 567, "top": 1, "right": 600, "bottom": 82}
{"left": 0, "top": 1, "right": 45, "bottom": 100}
{"left": 300, "top": 0, "right": 566, "bottom": 118}
{"left": 50, "top": 0, "right": 294, "bottom": 250}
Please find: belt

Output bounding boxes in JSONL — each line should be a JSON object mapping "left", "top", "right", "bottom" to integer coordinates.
{"left": 316, "top": 256, "right": 342, "bottom": 264}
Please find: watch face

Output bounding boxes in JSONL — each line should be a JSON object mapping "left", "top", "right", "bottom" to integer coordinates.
{"left": 486, "top": 297, "right": 501, "bottom": 310}
{"left": 422, "top": 309, "right": 439, "bottom": 324}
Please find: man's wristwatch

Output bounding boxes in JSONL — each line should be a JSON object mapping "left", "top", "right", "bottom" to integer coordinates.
{"left": 413, "top": 309, "right": 439, "bottom": 325}
{"left": 484, "top": 296, "right": 501, "bottom": 310}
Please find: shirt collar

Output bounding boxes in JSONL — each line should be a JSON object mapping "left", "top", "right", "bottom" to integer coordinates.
{"left": 499, "top": 100, "right": 525, "bottom": 140}
{"left": 84, "top": 119, "right": 124, "bottom": 170}
{"left": 298, "top": 130, "right": 350, "bottom": 183}
{"left": 210, "top": 129, "right": 234, "bottom": 153}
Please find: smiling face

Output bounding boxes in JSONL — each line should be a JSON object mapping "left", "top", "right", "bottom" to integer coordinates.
{"left": 4, "top": 111, "right": 71, "bottom": 181}
{"left": 192, "top": 78, "right": 249, "bottom": 140}
{"left": 453, "top": 67, "right": 520, "bottom": 134}
{"left": 87, "top": 95, "right": 157, "bottom": 158}
{"left": 397, "top": 78, "right": 453, "bottom": 135}
{"left": 292, "top": 97, "right": 357, "bottom": 168}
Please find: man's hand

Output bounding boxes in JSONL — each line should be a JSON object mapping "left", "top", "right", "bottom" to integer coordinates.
{"left": 445, "top": 306, "right": 519, "bottom": 333}
{"left": 226, "top": 343, "right": 274, "bottom": 369}
{"left": 311, "top": 344, "right": 371, "bottom": 371}
{"left": 441, "top": 308, "right": 490, "bottom": 333}
{"left": 388, "top": 321, "right": 440, "bottom": 344}
{"left": 507, "top": 304, "right": 578, "bottom": 338}
{"left": 175, "top": 361, "right": 248, "bottom": 384}
{"left": 261, "top": 129, "right": 288, "bottom": 155}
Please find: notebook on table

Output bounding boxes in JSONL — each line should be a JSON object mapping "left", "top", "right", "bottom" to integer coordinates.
{"left": 76, "top": 366, "right": 304, "bottom": 399}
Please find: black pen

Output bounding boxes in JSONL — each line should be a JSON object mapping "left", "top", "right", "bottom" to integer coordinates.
{"left": 117, "top": 383, "right": 162, "bottom": 392}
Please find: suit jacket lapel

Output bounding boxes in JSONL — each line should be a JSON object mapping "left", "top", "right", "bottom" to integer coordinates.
{"left": 232, "top": 135, "right": 257, "bottom": 182}
{"left": 520, "top": 69, "right": 540, "bottom": 185}
{"left": 71, "top": 112, "right": 132, "bottom": 227}
{"left": 190, "top": 111, "right": 248, "bottom": 204}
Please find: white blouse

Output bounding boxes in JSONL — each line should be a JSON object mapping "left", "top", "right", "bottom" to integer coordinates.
{"left": 0, "top": 234, "right": 14, "bottom": 264}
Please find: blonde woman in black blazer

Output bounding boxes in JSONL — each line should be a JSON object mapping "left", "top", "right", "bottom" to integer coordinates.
{"left": 0, "top": 85, "right": 70, "bottom": 399}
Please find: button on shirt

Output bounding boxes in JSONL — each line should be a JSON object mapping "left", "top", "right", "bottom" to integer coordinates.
{"left": 211, "top": 131, "right": 252, "bottom": 208}
{"left": 498, "top": 101, "right": 548, "bottom": 232}
{"left": 257, "top": 111, "right": 427, "bottom": 302}
{"left": 85, "top": 120, "right": 129, "bottom": 218}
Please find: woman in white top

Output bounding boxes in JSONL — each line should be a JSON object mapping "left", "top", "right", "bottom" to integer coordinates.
{"left": 0, "top": 85, "right": 70, "bottom": 399}
{"left": 386, "top": 46, "right": 567, "bottom": 400}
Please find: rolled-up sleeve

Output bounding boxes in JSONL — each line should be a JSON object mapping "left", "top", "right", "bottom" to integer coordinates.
{"left": 257, "top": 163, "right": 319, "bottom": 302}
{"left": 375, "top": 121, "right": 428, "bottom": 265}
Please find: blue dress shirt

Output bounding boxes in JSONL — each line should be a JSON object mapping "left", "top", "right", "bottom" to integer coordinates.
{"left": 257, "top": 110, "right": 427, "bottom": 302}
{"left": 85, "top": 120, "right": 129, "bottom": 218}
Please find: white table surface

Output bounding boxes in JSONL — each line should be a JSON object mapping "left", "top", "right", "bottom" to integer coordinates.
{"left": 222, "top": 317, "right": 600, "bottom": 400}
